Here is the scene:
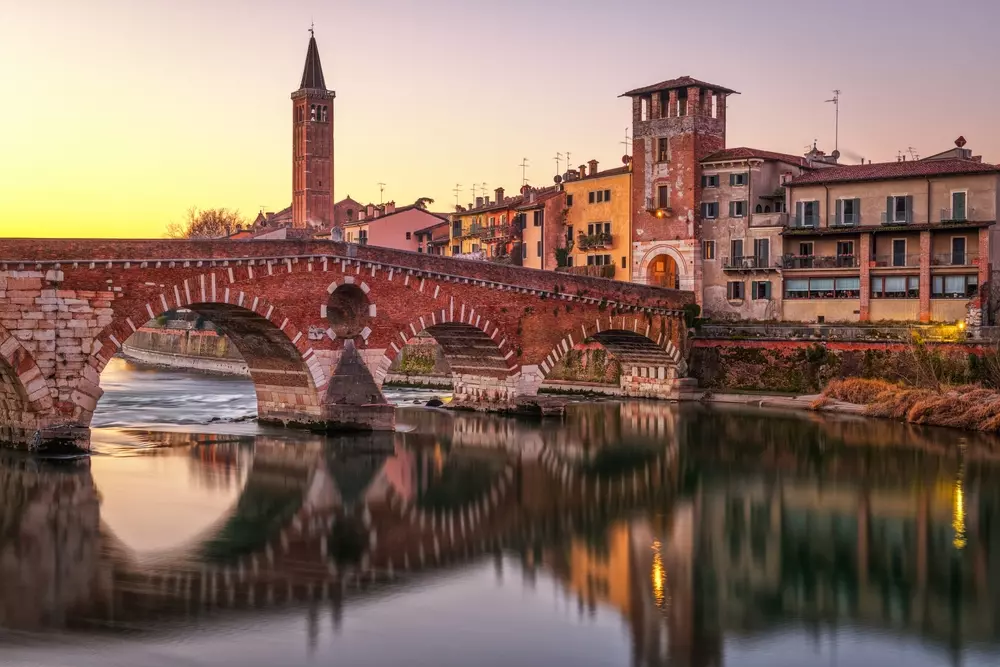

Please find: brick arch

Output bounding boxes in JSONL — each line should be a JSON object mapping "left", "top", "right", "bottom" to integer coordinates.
{"left": 635, "top": 243, "right": 688, "bottom": 285}
{"left": 74, "top": 280, "right": 326, "bottom": 427}
{"left": 370, "top": 301, "right": 520, "bottom": 389}
{"left": 537, "top": 313, "right": 683, "bottom": 381}
{"left": 0, "top": 325, "right": 55, "bottom": 429}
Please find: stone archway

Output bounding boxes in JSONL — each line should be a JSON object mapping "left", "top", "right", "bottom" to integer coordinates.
{"left": 649, "top": 254, "right": 680, "bottom": 289}
{"left": 637, "top": 244, "right": 689, "bottom": 290}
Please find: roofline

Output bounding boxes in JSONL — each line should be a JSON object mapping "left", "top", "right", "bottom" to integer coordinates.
{"left": 787, "top": 166, "right": 1000, "bottom": 187}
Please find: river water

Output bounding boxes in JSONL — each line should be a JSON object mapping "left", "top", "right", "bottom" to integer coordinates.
{"left": 2, "top": 359, "right": 1000, "bottom": 666}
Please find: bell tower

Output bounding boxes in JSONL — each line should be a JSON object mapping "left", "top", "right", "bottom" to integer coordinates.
{"left": 291, "top": 28, "right": 335, "bottom": 229}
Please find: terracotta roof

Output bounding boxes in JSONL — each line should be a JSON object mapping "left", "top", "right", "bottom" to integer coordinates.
{"left": 702, "top": 147, "right": 810, "bottom": 169}
{"left": 786, "top": 158, "right": 1000, "bottom": 186}
{"left": 516, "top": 187, "right": 564, "bottom": 210}
{"left": 299, "top": 34, "right": 328, "bottom": 90}
{"left": 564, "top": 165, "right": 631, "bottom": 183}
{"left": 343, "top": 205, "right": 448, "bottom": 227}
{"left": 414, "top": 220, "right": 450, "bottom": 237}
{"left": 620, "top": 76, "right": 738, "bottom": 98}
{"left": 458, "top": 196, "right": 525, "bottom": 216}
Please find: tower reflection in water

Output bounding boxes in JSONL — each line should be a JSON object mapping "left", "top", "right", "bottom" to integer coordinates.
{"left": 1, "top": 402, "right": 999, "bottom": 667}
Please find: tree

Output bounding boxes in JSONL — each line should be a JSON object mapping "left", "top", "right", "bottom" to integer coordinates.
{"left": 165, "top": 207, "right": 247, "bottom": 239}
{"left": 414, "top": 197, "right": 435, "bottom": 210}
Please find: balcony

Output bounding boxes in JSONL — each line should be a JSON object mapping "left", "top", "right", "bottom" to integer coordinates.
{"left": 749, "top": 212, "right": 788, "bottom": 228}
{"left": 722, "top": 255, "right": 775, "bottom": 271}
{"left": 577, "top": 232, "right": 614, "bottom": 250}
{"left": 645, "top": 197, "right": 672, "bottom": 215}
{"left": 480, "top": 224, "right": 514, "bottom": 241}
{"left": 932, "top": 252, "right": 979, "bottom": 267}
{"left": 467, "top": 224, "right": 486, "bottom": 237}
{"left": 873, "top": 253, "right": 921, "bottom": 268}
{"left": 556, "top": 264, "right": 616, "bottom": 279}
{"left": 880, "top": 212, "right": 913, "bottom": 226}
{"left": 829, "top": 213, "right": 860, "bottom": 228}
{"left": 787, "top": 215, "right": 820, "bottom": 230}
{"left": 941, "top": 207, "right": 977, "bottom": 224}
{"left": 781, "top": 254, "right": 860, "bottom": 269}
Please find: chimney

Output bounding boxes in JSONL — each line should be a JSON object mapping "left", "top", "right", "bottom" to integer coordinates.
{"left": 475, "top": 196, "right": 484, "bottom": 208}
{"left": 495, "top": 187, "right": 504, "bottom": 204}
{"left": 385, "top": 201, "right": 396, "bottom": 214}
{"left": 483, "top": 196, "right": 490, "bottom": 206}
{"left": 367, "top": 204, "right": 375, "bottom": 218}
{"left": 588, "top": 159, "right": 598, "bottom": 176}
{"left": 579, "top": 164, "right": 588, "bottom": 178}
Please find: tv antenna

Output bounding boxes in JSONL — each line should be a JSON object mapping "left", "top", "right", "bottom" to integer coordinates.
{"left": 377, "top": 182, "right": 386, "bottom": 204}
{"left": 824, "top": 90, "right": 841, "bottom": 152}
{"left": 907, "top": 146, "right": 920, "bottom": 161}
{"left": 554, "top": 152, "right": 563, "bottom": 176}
{"left": 452, "top": 183, "right": 462, "bottom": 208}
{"left": 519, "top": 158, "right": 530, "bottom": 186}
{"left": 621, "top": 128, "right": 632, "bottom": 157}
{"left": 481, "top": 182, "right": 488, "bottom": 200}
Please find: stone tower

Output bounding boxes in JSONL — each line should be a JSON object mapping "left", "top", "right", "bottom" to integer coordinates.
{"left": 621, "top": 77, "right": 737, "bottom": 297}
{"left": 291, "top": 30, "right": 336, "bottom": 229}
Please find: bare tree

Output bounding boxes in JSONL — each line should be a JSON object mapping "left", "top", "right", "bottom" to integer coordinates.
{"left": 165, "top": 207, "right": 246, "bottom": 239}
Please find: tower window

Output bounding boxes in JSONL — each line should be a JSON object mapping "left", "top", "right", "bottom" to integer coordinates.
{"left": 656, "top": 138, "right": 670, "bottom": 162}
{"left": 310, "top": 105, "right": 317, "bottom": 121}
{"left": 321, "top": 106, "right": 328, "bottom": 122}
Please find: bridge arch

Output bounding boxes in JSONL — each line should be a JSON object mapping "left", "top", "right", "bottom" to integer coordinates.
{"left": 372, "top": 303, "right": 520, "bottom": 403}
{"left": 0, "top": 326, "right": 55, "bottom": 438}
{"left": 76, "top": 283, "right": 325, "bottom": 428}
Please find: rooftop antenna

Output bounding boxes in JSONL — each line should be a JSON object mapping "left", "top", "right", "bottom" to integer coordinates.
{"left": 554, "top": 152, "right": 563, "bottom": 176}
{"left": 470, "top": 183, "right": 479, "bottom": 203}
{"left": 481, "top": 182, "right": 488, "bottom": 200}
{"left": 377, "top": 182, "right": 386, "bottom": 204}
{"left": 621, "top": 128, "right": 632, "bottom": 157}
{"left": 907, "top": 146, "right": 920, "bottom": 161}
{"left": 824, "top": 89, "right": 841, "bottom": 152}
{"left": 309, "top": 19, "right": 314, "bottom": 37}
{"left": 452, "top": 183, "right": 462, "bottom": 208}
{"left": 519, "top": 158, "right": 530, "bottom": 186}
{"left": 565, "top": 152, "right": 571, "bottom": 170}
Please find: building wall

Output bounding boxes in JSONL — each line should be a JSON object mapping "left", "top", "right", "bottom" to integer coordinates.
{"left": 563, "top": 171, "right": 631, "bottom": 281}
{"left": 783, "top": 299, "right": 861, "bottom": 323}
{"left": 521, "top": 212, "right": 544, "bottom": 269}
{"left": 342, "top": 209, "right": 445, "bottom": 252}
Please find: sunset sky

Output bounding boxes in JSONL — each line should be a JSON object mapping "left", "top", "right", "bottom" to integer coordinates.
{"left": 2, "top": 0, "right": 998, "bottom": 238}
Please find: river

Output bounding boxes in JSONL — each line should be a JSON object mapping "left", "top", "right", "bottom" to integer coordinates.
{"left": 1, "top": 358, "right": 999, "bottom": 666}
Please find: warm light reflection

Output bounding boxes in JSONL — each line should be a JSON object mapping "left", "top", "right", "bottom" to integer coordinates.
{"left": 433, "top": 442, "right": 444, "bottom": 475}
{"left": 953, "top": 466, "right": 967, "bottom": 550}
{"left": 651, "top": 539, "right": 666, "bottom": 608}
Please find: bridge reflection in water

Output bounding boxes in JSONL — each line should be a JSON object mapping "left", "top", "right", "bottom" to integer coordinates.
{"left": 2, "top": 403, "right": 1000, "bottom": 666}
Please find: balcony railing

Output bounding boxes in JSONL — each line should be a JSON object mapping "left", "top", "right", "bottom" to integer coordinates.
{"left": 781, "top": 254, "right": 860, "bottom": 269}
{"left": 722, "top": 255, "right": 774, "bottom": 270}
{"left": 577, "top": 232, "right": 613, "bottom": 250}
{"left": 880, "top": 212, "right": 913, "bottom": 226}
{"left": 941, "top": 207, "right": 977, "bottom": 223}
{"left": 480, "top": 224, "right": 513, "bottom": 241}
{"left": 787, "top": 215, "right": 820, "bottom": 229}
{"left": 873, "top": 253, "right": 921, "bottom": 267}
{"left": 829, "top": 213, "right": 860, "bottom": 228}
{"left": 556, "top": 264, "right": 616, "bottom": 279}
{"left": 749, "top": 212, "right": 788, "bottom": 228}
{"left": 932, "top": 252, "right": 979, "bottom": 267}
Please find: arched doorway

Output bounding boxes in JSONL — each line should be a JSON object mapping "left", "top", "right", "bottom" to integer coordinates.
{"left": 649, "top": 254, "right": 679, "bottom": 289}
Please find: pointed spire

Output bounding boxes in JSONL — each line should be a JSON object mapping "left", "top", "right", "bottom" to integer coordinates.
{"left": 299, "top": 28, "right": 327, "bottom": 90}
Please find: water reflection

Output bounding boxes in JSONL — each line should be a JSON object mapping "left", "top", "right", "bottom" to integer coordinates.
{"left": 2, "top": 402, "right": 1000, "bottom": 666}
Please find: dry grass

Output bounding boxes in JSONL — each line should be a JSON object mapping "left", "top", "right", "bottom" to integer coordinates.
{"left": 822, "top": 377, "right": 1000, "bottom": 433}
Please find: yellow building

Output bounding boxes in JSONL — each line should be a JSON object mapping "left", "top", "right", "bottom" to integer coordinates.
{"left": 561, "top": 161, "right": 632, "bottom": 281}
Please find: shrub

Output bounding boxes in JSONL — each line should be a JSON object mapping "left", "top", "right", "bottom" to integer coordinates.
{"left": 823, "top": 378, "right": 896, "bottom": 405}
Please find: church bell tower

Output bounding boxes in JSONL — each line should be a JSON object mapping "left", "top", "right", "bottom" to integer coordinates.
{"left": 291, "top": 28, "right": 335, "bottom": 229}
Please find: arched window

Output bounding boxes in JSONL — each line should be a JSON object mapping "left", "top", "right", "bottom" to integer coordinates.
{"left": 321, "top": 106, "right": 328, "bottom": 122}
{"left": 755, "top": 204, "right": 763, "bottom": 213}
{"left": 764, "top": 205, "right": 771, "bottom": 213}
{"left": 310, "top": 105, "right": 317, "bottom": 121}
{"left": 346, "top": 209, "right": 354, "bottom": 221}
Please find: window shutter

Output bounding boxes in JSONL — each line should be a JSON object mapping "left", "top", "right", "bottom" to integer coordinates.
{"left": 700, "top": 176, "right": 706, "bottom": 188}
{"left": 854, "top": 199, "right": 861, "bottom": 222}
{"left": 764, "top": 282, "right": 771, "bottom": 299}
{"left": 796, "top": 201, "right": 804, "bottom": 224}
{"left": 905, "top": 195, "right": 913, "bottom": 222}
{"left": 835, "top": 199, "right": 843, "bottom": 225}
{"left": 886, "top": 196, "right": 893, "bottom": 223}
{"left": 729, "top": 173, "right": 736, "bottom": 186}
{"left": 729, "top": 201, "right": 735, "bottom": 217}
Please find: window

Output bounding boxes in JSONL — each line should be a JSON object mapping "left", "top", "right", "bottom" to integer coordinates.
{"left": 656, "top": 138, "right": 670, "bottom": 162}
{"left": 587, "top": 254, "right": 612, "bottom": 266}
{"left": 701, "top": 202, "right": 719, "bottom": 219}
{"left": 566, "top": 225, "right": 573, "bottom": 244}
{"left": 489, "top": 216, "right": 495, "bottom": 225}
{"left": 604, "top": 189, "right": 611, "bottom": 201}
{"left": 752, "top": 281, "right": 772, "bottom": 300}
{"left": 533, "top": 210, "right": 544, "bottom": 226}
{"left": 730, "top": 239, "right": 744, "bottom": 263}
{"left": 729, "top": 200, "right": 747, "bottom": 218}
{"left": 932, "top": 274, "right": 978, "bottom": 298}
{"left": 729, "top": 173, "right": 748, "bottom": 186}
{"left": 785, "top": 277, "right": 860, "bottom": 299}
{"left": 951, "top": 191, "right": 968, "bottom": 221}
{"left": 621, "top": 256, "right": 627, "bottom": 269}
{"left": 952, "top": 237, "right": 967, "bottom": 265}
{"left": 452, "top": 221, "right": 462, "bottom": 237}
{"left": 321, "top": 106, "right": 328, "bottom": 122}
{"left": 310, "top": 104, "right": 317, "bottom": 121}
{"left": 522, "top": 244, "right": 527, "bottom": 259}
{"left": 537, "top": 241, "right": 542, "bottom": 257}
{"left": 587, "top": 222, "right": 611, "bottom": 235}
{"left": 892, "top": 239, "right": 907, "bottom": 267}
{"left": 753, "top": 238, "right": 769, "bottom": 266}
{"left": 701, "top": 174, "right": 720, "bottom": 188}
{"left": 872, "top": 276, "right": 919, "bottom": 298}
{"left": 567, "top": 194, "right": 574, "bottom": 206}
{"left": 358, "top": 230, "right": 368, "bottom": 245}
{"left": 795, "top": 200, "right": 820, "bottom": 227}
{"left": 885, "top": 195, "right": 913, "bottom": 224}
{"left": 418, "top": 246, "right": 424, "bottom": 253}
{"left": 452, "top": 244, "right": 460, "bottom": 255}
{"left": 785, "top": 279, "right": 809, "bottom": 299}
{"left": 836, "top": 240, "right": 855, "bottom": 267}
{"left": 405, "top": 231, "right": 411, "bottom": 240}
{"left": 834, "top": 277, "right": 860, "bottom": 298}
{"left": 657, "top": 185, "right": 670, "bottom": 209}
{"left": 566, "top": 255, "right": 573, "bottom": 267}
{"left": 589, "top": 191, "right": 595, "bottom": 204}
{"left": 755, "top": 204, "right": 763, "bottom": 213}
{"left": 703, "top": 240, "right": 716, "bottom": 260}
{"left": 727, "top": 281, "right": 745, "bottom": 300}
{"left": 835, "top": 198, "right": 861, "bottom": 226}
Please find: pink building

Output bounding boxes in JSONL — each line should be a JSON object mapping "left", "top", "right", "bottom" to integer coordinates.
{"left": 341, "top": 203, "right": 449, "bottom": 251}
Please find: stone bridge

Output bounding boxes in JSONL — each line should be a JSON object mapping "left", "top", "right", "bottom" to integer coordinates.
{"left": 0, "top": 239, "right": 693, "bottom": 448}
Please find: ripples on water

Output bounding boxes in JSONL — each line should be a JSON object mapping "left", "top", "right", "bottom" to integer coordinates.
{"left": 2, "top": 361, "right": 1000, "bottom": 666}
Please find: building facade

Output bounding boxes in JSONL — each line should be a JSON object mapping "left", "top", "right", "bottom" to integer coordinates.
{"left": 780, "top": 147, "right": 999, "bottom": 324}
{"left": 291, "top": 32, "right": 336, "bottom": 229}
{"left": 622, "top": 76, "right": 737, "bottom": 295}
{"left": 516, "top": 186, "right": 565, "bottom": 271}
{"left": 561, "top": 162, "right": 632, "bottom": 281}
{"left": 341, "top": 203, "right": 449, "bottom": 252}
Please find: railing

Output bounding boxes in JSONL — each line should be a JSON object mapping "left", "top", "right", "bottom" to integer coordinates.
{"left": 452, "top": 251, "right": 486, "bottom": 261}
{"left": 941, "top": 207, "right": 976, "bottom": 223}
{"left": 696, "top": 323, "right": 1000, "bottom": 343}
{"left": 749, "top": 212, "right": 788, "bottom": 228}
{"left": 722, "top": 255, "right": 774, "bottom": 270}
{"left": 556, "top": 264, "right": 616, "bottom": 279}
{"left": 932, "top": 252, "right": 979, "bottom": 266}
{"left": 873, "top": 253, "right": 921, "bottom": 268}
{"left": 781, "top": 254, "right": 859, "bottom": 269}
{"left": 829, "top": 213, "right": 860, "bottom": 228}
{"left": 480, "top": 224, "right": 513, "bottom": 241}
{"left": 787, "top": 215, "right": 820, "bottom": 229}
{"left": 467, "top": 224, "right": 486, "bottom": 237}
{"left": 880, "top": 212, "right": 913, "bottom": 225}
{"left": 577, "top": 232, "right": 613, "bottom": 250}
